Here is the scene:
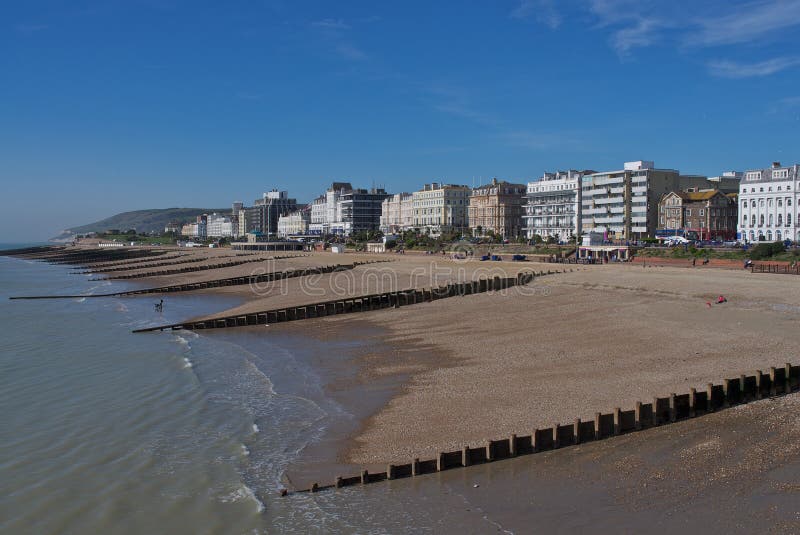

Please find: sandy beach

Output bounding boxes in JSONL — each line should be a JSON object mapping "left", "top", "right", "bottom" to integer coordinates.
{"left": 62, "top": 246, "right": 800, "bottom": 480}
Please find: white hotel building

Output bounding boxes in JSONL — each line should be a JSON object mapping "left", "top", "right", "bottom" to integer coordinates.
{"left": 737, "top": 162, "right": 799, "bottom": 243}
{"left": 523, "top": 170, "right": 583, "bottom": 241}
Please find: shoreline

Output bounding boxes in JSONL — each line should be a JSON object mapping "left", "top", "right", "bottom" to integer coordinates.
{"left": 9, "top": 246, "right": 800, "bottom": 495}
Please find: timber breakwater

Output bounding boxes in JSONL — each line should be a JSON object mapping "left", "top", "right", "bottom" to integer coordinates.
{"left": 130, "top": 270, "right": 554, "bottom": 333}
{"left": 293, "top": 363, "right": 800, "bottom": 495}
{"left": 10, "top": 261, "right": 393, "bottom": 299}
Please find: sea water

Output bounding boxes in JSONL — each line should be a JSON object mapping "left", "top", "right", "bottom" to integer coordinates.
{"left": 0, "top": 249, "right": 489, "bottom": 534}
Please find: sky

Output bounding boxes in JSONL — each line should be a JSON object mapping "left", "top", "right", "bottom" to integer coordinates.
{"left": 2, "top": 0, "right": 800, "bottom": 241}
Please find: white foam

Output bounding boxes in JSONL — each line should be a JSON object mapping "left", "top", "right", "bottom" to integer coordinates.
{"left": 183, "top": 357, "right": 193, "bottom": 369}
{"left": 75, "top": 297, "right": 86, "bottom": 303}
{"left": 220, "top": 484, "right": 264, "bottom": 513}
{"left": 240, "top": 444, "right": 250, "bottom": 456}
{"left": 252, "top": 424, "right": 259, "bottom": 434}
{"left": 115, "top": 302, "right": 129, "bottom": 312}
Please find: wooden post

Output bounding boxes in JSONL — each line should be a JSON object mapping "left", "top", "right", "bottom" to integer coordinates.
{"left": 613, "top": 408, "right": 621, "bottom": 435}
{"left": 722, "top": 379, "right": 731, "bottom": 408}
{"left": 706, "top": 383, "right": 714, "bottom": 412}
{"left": 411, "top": 458, "right": 420, "bottom": 476}
{"left": 769, "top": 367, "right": 777, "bottom": 396}
{"left": 594, "top": 412, "right": 601, "bottom": 440}
{"left": 360, "top": 470, "right": 368, "bottom": 484}
{"left": 740, "top": 375, "right": 747, "bottom": 402}
{"left": 755, "top": 371, "right": 763, "bottom": 399}
{"left": 653, "top": 397, "right": 660, "bottom": 426}
{"left": 485, "top": 441, "right": 494, "bottom": 462}
{"left": 532, "top": 429, "right": 540, "bottom": 452}
{"left": 553, "top": 425, "right": 560, "bottom": 448}
{"left": 574, "top": 418, "right": 581, "bottom": 444}
{"left": 311, "top": 482, "right": 319, "bottom": 493}
{"left": 437, "top": 453, "right": 445, "bottom": 472}
{"left": 335, "top": 476, "right": 343, "bottom": 488}
{"left": 462, "top": 446, "right": 470, "bottom": 467}
{"left": 635, "top": 402, "right": 642, "bottom": 430}
{"left": 669, "top": 394, "right": 677, "bottom": 422}
{"left": 786, "top": 363, "right": 793, "bottom": 394}
{"left": 387, "top": 464, "right": 396, "bottom": 480}
{"left": 689, "top": 389, "right": 696, "bottom": 417}
{"left": 509, "top": 434, "right": 517, "bottom": 457}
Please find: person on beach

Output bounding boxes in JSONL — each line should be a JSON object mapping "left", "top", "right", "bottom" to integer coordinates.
{"left": 154, "top": 299, "right": 163, "bottom": 312}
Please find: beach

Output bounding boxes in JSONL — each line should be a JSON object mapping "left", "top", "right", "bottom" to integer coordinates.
{"left": 5, "top": 244, "right": 800, "bottom": 532}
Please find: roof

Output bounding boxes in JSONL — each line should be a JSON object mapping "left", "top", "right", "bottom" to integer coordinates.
{"left": 663, "top": 190, "right": 723, "bottom": 202}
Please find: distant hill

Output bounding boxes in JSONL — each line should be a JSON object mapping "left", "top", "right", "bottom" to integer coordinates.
{"left": 52, "top": 208, "right": 230, "bottom": 241}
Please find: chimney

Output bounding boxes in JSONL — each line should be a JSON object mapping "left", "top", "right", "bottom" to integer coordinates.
{"left": 772, "top": 161, "right": 781, "bottom": 168}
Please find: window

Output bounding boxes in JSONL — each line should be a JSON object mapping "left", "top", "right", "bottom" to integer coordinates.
{"left": 751, "top": 200, "right": 756, "bottom": 208}
{"left": 773, "top": 169, "right": 789, "bottom": 179}
{"left": 788, "top": 199, "right": 793, "bottom": 207}
{"left": 685, "top": 209, "right": 692, "bottom": 216}
{"left": 746, "top": 171, "right": 761, "bottom": 181}
{"left": 699, "top": 209, "right": 705, "bottom": 216}
{"left": 779, "top": 199, "right": 783, "bottom": 207}
{"left": 769, "top": 214, "right": 773, "bottom": 226}
{"left": 789, "top": 214, "right": 793, "bottom": 226}
{"left": 760, "top": 215, "right": 765, "bottom": 226}
{"left": 751, "top": 215, "right": 756, "bottom": 226}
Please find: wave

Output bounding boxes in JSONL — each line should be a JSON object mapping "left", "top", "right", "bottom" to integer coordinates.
{"left": 252, "top": 424, "right": 259, "bottom": 434}
{"left": 183, "top": 357, "right": 193, "bottom": 369}
{"left": 220, "top": 484, "right": 264, "bottom": 514}
{"left": 240, "top": 444, "right": 250, "bottom": 456}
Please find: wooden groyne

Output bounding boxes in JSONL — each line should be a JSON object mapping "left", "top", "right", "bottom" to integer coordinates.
{"left": 92, "top": 254, "right": 311, "bottom": 280}
{"left": 291, "top": 363, "right": 800, "bottom": 495}
{"left": 10, "top": 261, "right": 388, "bottom": 299}
{"left": 73, "top": 254, "right": 189, "bottom": 271}
{"left": 2, "top": 247, "right": 167, "bottom": 265}
{"left": 751, "top": 263, "right": 800, "bottom": 275}
{"left": 76, "top": 256, "right": 210, "bottom": 274}
{"left": 131, "top": 270, "right": 553, "bottom": 333}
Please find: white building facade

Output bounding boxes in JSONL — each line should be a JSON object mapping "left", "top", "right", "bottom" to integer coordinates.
{"left": 524, "top": 171, "right": 582, "bottom": 241}
{"left": 380, "top": 193, "right": 413, "bottom": 234}
{"left": 412, "top": 183, "right": 470, "bottom": 235}
{"left": 737, "top": 162, "right": 799, "bottom": 243}
{"left": 206, "top": 213, "right": 234, "bottom": 238}
{"left": 277, "top": 210, "right": 310, "bottom": 237}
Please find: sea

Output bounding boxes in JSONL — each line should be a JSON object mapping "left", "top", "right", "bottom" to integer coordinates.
{"left": 0, "top": 244, "right": 485, "bottom": 534}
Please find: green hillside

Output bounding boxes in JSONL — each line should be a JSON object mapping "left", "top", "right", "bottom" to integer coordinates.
{"left": 54, "top": 208, "right": 230, "bottom": 239}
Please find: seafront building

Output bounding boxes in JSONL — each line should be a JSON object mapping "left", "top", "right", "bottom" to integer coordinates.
{"left": 379, "top": 193, "right": 414, "bottom": 234}
{"left": 707, "top": 171, "right": 742, "bottom": 194}
{"left": 737, "top": 162, "right": 800, "bottom": 243}
{"left": 468, "top": 178, "right": 526, "bottom": 239}
{"left": 237, "top": 190, "right": 297, "bottom": 237}
{"left": 277, "top": 208, "right": 311, "bottom": 237}
{"left": 580, "top": 161, "right": 709, "bottom": 240}
{"left": 181, "top": 215, "right": 207, "bottom": 238}
{"left": 308, "top": 182, "right": 390, "bottom": 236}
{"left": 412, "top": 183, "right": 471, "bottom": 236}
{"left": 523, "top": 171, "right": 584, "bottom": 242}
{"left": 206, "top": 213, "right": 234, "bottom": 238}
{"left": 657, "top": 189, "right": 738, "bottom": 241}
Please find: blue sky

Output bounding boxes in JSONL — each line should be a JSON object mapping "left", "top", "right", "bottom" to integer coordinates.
{"left": 2, "top": 0, "right": 800, "bottom": 240}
